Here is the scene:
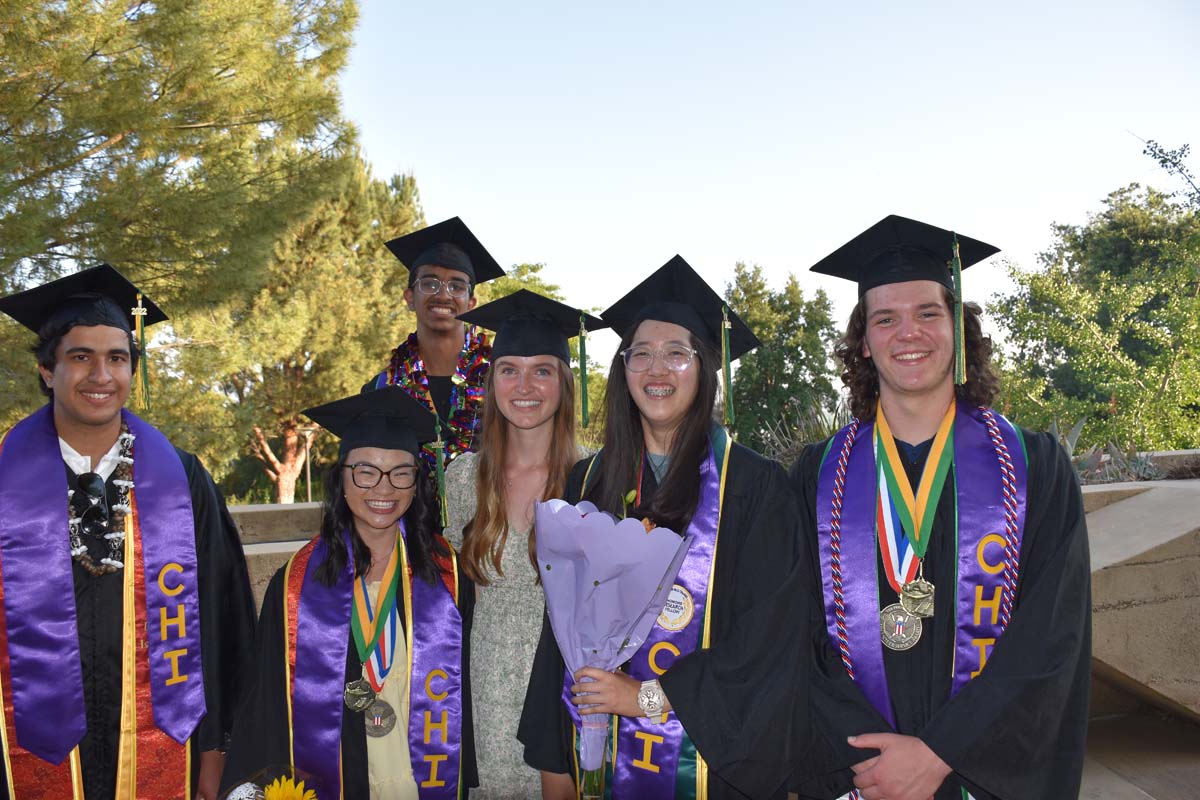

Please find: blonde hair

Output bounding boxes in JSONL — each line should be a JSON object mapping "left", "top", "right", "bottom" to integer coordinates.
{"left": 459, "top": 363, "right": 578, "bottom": 585}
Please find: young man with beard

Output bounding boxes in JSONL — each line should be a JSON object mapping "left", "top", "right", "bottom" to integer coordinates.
{"left": 366, "top": 217, "right": 506, "bottom": 471}
{"left": 0, "top": 265, "right": 256, "bottom": 799}
{"left": 789, "top": 216, "right": 1092, "bottom": 800}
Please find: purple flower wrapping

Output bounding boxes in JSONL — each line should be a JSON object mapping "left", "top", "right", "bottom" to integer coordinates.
{"left": 534, "top": 499, "right": 692, "bottom": 770}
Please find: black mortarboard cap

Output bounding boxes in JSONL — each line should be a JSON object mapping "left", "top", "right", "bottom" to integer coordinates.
{"left": 809, "top": 215, "right": 999, "bottom": 296}
{"left": 303, "top": 386, "right": 438, "bottom": 458}
{"left": 600, "top": 255, "right": 761, "bottom": 362}
{"left": 384, "top": 217, "right": 506, "bottom": 285}
{"left": 0, "top": 263, "right": 168, "bottom": 335}
{"left": 457, "top": 289, "right": 605, "bottom": 363}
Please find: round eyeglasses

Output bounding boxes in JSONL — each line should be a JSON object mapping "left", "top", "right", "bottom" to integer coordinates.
{"left": 620, "top": 346, "right": 697, "bottom": 373}
{"left": 345, "top": 463, "right": 419, "bottom": 490}
{"left": 413, "top": 276, "right": 471, "bottom": 299}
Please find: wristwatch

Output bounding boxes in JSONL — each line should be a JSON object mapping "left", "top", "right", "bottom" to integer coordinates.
{"left": 637, "top": 679, "right": 667, "bottom": 718}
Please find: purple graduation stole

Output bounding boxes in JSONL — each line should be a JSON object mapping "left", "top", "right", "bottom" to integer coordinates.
{"left": 402, "top": 532, "right": 464, "bottom": 798}
{"left": 0, "top": 405, "right": 203, "bottom": 764}
{"left": 288, "top": 525, "right": 464, "bottom": 800}
{"left": 815, "top": 404, "right": 1028, "bottom": 724}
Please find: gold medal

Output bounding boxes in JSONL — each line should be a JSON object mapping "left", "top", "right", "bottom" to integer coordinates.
{"left": 880, "top": 603, "right": 922, "bottom": 651}
{"left": 900, "top": 578, "right": 934, "bottom": 617}
{"left": 344, "top": 678, "right": 375, "bottom": 712}
{"left": 364, "top": 698, "right": 396, "bottom": 737}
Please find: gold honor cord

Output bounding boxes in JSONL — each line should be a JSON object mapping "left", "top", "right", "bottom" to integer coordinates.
{"left": 874, "top": 400, "right": 956, "bottom": 556}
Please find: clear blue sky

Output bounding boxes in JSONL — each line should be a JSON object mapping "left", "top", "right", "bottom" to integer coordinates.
{"left": 339, "top": 0, "right": 1200, "bottom": 351}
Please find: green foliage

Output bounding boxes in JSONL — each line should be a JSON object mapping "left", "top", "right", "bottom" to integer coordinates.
{"left": 1049, "top": 417, "right": 1163, "bottom": 484}
{"left": 0, "top": 0, "right": 358, "bottom": 436}
{"left": 723, "top": 263, "right": 839, "bottom": 453}
{"left": 162, "top": 156, "right": 424, "bottom": 501}
{"left": 991, "top": 184, "right": 1200, "bottom": 450}
{"left": 0, "top": 0, "right": 357, "bottom": 292}
{"left": 759, "top": 396, "right": 850, "bottom": 468}
{"left": 1143, "top": 140, "right": 1200, "bottom": 210}
{"left": 479, "top": 262, "right": 561, "bottom": 303}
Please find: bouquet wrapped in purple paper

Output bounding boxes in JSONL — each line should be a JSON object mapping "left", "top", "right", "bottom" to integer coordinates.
{"left": 534, "top": 498, "right": 692, "bottom": 772}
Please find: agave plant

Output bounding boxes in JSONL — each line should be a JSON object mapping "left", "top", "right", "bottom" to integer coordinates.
{"left": 1051, "top": 416, "right": 1163, "bottom": 484}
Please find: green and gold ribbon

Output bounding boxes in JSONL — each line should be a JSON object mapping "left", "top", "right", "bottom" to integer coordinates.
{"left": 874, "top": 400, "right": 956, "bottom": 558}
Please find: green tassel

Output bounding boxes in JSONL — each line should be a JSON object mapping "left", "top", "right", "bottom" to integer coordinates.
{"left": 578, "top": 312, "right": 589, "bottom": 429}
{"left": 951, "top": 235, "right": 966, "bottom": 385}
{"left": 721, "top": 305, "right": 735, "bottom": 427}
{"left": 434, "top": 418, "right": 448, "bottom": 529}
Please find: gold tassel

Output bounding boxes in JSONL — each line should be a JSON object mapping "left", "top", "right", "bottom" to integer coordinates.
{"left": 130, "top": 293, "right": 150, "bottom": 412}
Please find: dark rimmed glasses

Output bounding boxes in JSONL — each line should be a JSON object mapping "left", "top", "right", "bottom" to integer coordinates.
{"left": 619, "top": 345, "right": 698, "bottom": 373}
{"left": 413, "top": 276, "right": 471, "bottom": 299}
{"left": 345, "top": 463, "right": 419, "bottom": 491}
{"left": 71, "top": 472, "right": 109, "bottom": 538}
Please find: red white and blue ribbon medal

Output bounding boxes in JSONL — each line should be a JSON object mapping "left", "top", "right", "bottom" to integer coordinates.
{"left": 874, "top": 400, "right": 955, "bottom": 649}
{"left": 346, "top": 532, "right": 402, "bottom": 736}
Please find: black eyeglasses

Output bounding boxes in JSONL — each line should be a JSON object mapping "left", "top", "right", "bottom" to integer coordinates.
{"left": 413, "top": 276, "right": 471, "bottom": 299}
{"left": 345, "top": 463, "right": 419, "bottom": 490}
{"left": 72, "top": 472, "right": 109, "bottom": 538}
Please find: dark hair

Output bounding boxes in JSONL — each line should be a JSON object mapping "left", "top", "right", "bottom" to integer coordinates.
{"left": 585, "top": 325, "right": 720, "bottom": 533}
{"left": 316, "top": 453, "right": 447, "bottom": 587}
{"left": 835, "top": 288, "right": 1000, "bottom": 421}
{"left": 33, "top": 299, "right": 140, "bottom": 398}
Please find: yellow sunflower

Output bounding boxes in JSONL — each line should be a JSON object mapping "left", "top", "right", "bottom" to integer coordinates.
{"left": 263, "top": 776, "right": 317, "bottom": 800}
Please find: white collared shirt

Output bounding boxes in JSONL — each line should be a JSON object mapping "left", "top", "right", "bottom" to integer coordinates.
{"left": 59, "top": 436, "right": 123, "bottom": 480}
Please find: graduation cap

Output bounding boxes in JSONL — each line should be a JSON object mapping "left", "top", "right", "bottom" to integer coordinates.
{"left": 0, "top": 263, "right": 168, "bottom": 335}
{"left": 600, "top": 255, "right": 762, "bottom": 427}
{"left": 457, "top": 289, "right": 607, "bottom": 426}
{"left": 809, "top": 214, "right": 1000, "bottom": 384}
{"left": 303, "top": 386, "right": 437, "bottom": 458}
{"left": 384, "top": 217, "right": 506, "bottom": 286}
{"left": 0, "top": 263, "right": 167, "bottom": 411}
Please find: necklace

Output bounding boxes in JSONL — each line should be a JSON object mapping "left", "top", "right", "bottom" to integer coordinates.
{"left": 384, "top": 326, "right": 490, "bottom": 469}
{"left": 67, "top": 423, "right": 134, "bottom": 576}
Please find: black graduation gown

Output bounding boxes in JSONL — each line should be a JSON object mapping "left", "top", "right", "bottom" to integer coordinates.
{"left": 0, "top": 449, "right": 258, "bottom": 800}
{"left": 221, "top": 549, "right": 478, "bottom": 797}
{"left": 789, "top": 428, "right": 1092, "bottom": 800}
{"left": 517, "top": 443, "right": 802, "bottom": 800}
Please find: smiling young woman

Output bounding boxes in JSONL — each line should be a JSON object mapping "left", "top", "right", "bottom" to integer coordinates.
{"left": 441, "top": 291, "right": 603, "bottom": 799}
{"left": 222, "top": 387, "right": 477, "bottom": 800}
{"left": 518, "top": 257, "right": 808, "bottom": 800}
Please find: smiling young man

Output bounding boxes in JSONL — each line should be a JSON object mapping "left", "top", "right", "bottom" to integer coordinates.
{"left": 788, "top": 216, "right": 1092, "bottom": 800}
{"left": 0, "top": 265, "right": 256, "bottom": 800}
{"left": 366, "top": 217, "right": 506, "bottom": 471}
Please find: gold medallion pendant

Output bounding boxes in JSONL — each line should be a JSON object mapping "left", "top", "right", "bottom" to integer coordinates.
{"left": 900, "top": 578, "right": 935, "bottom": 618}
{"left": 344, "top": 678, "right": 376, "bottom": 712}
